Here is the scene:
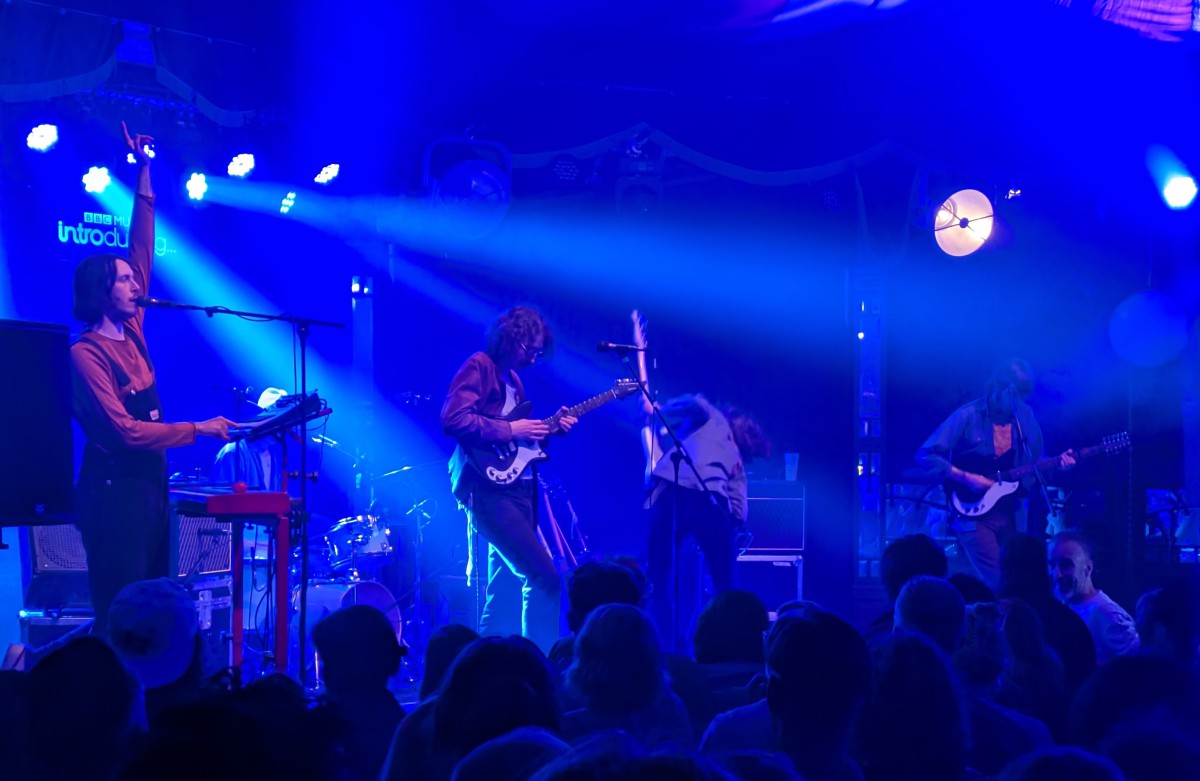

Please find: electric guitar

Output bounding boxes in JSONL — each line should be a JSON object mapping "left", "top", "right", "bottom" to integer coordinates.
{"left": 466, "top": 379, "right": 640, "bottom": 485}
{"left": 949, "top": 431, "right": 1130, "bottom": 518}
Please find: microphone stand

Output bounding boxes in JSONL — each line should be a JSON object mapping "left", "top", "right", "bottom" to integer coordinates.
{"left": 610, "top": 347, "right": 725, "bottom": 653}
{"left": 143, "top": 299, "right": 343, "bottom": 682}
{"left": 1010, "top": 392, "right": 1055, "bottom": 535}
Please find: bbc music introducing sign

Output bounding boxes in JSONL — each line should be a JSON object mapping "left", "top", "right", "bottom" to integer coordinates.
{"left": 56, "top": 210, "right": 174, "bottom": 257}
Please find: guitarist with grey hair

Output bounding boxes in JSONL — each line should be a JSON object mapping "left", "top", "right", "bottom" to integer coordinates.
{"left": 916, "top": 358, "right": 1076, "bottom": 590}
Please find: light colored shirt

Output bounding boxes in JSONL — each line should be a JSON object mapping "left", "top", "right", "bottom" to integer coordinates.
{"left": 648, "top": 394, "right": 747, "bottom": 522}
{"left": 1068, "top": 590, "right": 1140, "bottom": 665}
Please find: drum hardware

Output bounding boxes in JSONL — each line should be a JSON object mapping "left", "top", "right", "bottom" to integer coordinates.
{"left": 290, "top": 579, "right": 404, "bottom": 689}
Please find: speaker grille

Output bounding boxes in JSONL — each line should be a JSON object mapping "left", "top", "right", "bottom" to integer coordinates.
{"left": 172, "top": 513, "right": 233, "bottom": 578}
{"left": 30, "top": 524, "right": 88, "bottom": 571}
{"left": 745, "top": 481, "right": 806, "bottom": 552}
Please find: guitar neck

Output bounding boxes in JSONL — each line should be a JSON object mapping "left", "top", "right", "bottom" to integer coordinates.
{"left": 1001, "top": 443, "right": 1106, "bottom": 481}
{"left": 541, "top": 389, "right": 623, "bottom": 424}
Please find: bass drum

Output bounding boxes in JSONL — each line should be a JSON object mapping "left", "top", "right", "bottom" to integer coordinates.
{"left": 290, "top": 580, "right": 403, "bottom": 646}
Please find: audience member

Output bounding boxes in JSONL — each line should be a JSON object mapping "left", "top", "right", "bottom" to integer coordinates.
{"left": 952, "top": 602, "right": 1052, "bottom": 775}
{"left": 452, "top": 727, "right": 570, "bottom": 781}
{"left": 1069, "top": 653, "right": 1200, "bottom": 751}
{"left": 1050, "top": 531, "right": 1139, "bottom": 664}
{"left": 548, "top": 560, "right": 645, "bottom": 670}
{"left": 1134, "top": 578, "right": 1199, "bottom": 667}
{"left": 693, "top": 590, "right": 771, "bottom": 713}
{"left": 312, "top": 605, "right": 407, "bottom": 781}
{"left": 996, "top": 598, "right": 1070, "bottom": 741}
{"left": 948, "top": 572, "right": 996, "bottom": 605}
{"left": 999, "top": 746, "right": 1125, "bottom": 781}
{"left": 767, "top": 606, "right": 871, "bottom": 780}
{"left": 421, "top": 623, "right": 482, "bottom": 699}
{"left": 866, "top": 534, "right": 948, "bottom": 642}
{"left": 28, "top": 637, "right": 143, "bottom": 781}
{"left": 0, "top": 669, "right": 32, "bottom": 781}
{"left": 893, "top": 574, "right": 966, "bottom": 653}
{"left": 562, "top": 603, "right": 692, "bottom": 749}
{"left": 856, "top": 634, "right": 969, "bottom": 781}
{"left": 382, "top": 636, "right": 561, "bottom": 781}
{"left": 107, "top": 578, "right": 204, "bottom": 723}
{"left": 998, "top": 533, "right": 1096, "bottom": 692}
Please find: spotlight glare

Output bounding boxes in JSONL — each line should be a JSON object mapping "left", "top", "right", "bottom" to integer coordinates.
{"left": 27, "top": 124, "right": 58, "bottom": 152}
{"left": 227, "top": 153, "right": 256, "bottom": 177}
{"left": 314, "top": 163, "right": 340, "bottom": 185}
{"left": 279, "top": 191, "right": 296, "bottom": 214}
{"left": 82, "top": 166, "right": 111, "bottom": 194}
{"left": 186, "top": 173, "right": 208, "bottom": 201}
{"left": 1162, "top": 175, "right": 1197, "bottom": 210}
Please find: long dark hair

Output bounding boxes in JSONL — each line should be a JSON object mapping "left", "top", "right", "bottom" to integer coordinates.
{"left": 73, "top": 253, "right": 121, "bottom": 326}
{"left": 485, "top": 306, "right": 553, "bottom": 362}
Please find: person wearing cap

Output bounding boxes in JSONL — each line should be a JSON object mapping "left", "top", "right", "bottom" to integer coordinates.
{"left": 212, "top": 387, "right": 288, "bottom": 491}
{"left": 106, "top": 578, "right": 202, "bottom": 721}
{"left": 70, "top": 123, "right": 239, "bottom": 637}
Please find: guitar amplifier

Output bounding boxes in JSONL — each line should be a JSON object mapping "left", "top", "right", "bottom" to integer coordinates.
{"left": 170, "top": 507, "right": 234, "bottom": 579}
{"left": 21, "top": 523, "right": 91, "bottom": 610}
{"left": 745, "top": 481, "right": 806, "bottom": 552}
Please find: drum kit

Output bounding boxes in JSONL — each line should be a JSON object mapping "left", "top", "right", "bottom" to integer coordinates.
{"left": 284, "top": 459, "right": 445, "bottom": 686}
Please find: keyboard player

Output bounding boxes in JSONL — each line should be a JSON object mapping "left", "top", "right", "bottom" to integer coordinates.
{"left": 212, "top": 387, "right": 288, "bottom": 491}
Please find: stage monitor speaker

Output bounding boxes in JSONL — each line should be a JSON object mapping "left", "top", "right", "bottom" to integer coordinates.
{"left": 0, "top": 320, "right": 74, "bottom": 524}
{"left": 22, "top": 523, "right": 90, "bottom": 609}
{"left": 746, "top": 481, "right": 806, "bottom": 552}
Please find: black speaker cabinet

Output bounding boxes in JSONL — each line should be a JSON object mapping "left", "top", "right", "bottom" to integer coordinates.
{"left": 0, "top": 320, "right": 74, "bottom": 523}
{"left": 21, "top": 523, "right": 90, "bottom": 609}
{"left": 745, "top": 481, "right": 806, "bottom": 552}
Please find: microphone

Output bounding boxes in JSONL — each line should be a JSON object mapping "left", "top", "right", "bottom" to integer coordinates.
{"left": 312, "top": 435, "right": 339, "bottom": 447}
{"left": 135, "top": 296, "right": 188, "bottom": 309}
{"left": 596, "top": 341, "right": 646, "bottom": 353}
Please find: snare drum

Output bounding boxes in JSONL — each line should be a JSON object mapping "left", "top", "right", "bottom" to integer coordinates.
{"left": 325, "top": 515, "right": 391, "bottom": 572}
{"left": 291, "top": 579, "right": 402, "bottom": 644}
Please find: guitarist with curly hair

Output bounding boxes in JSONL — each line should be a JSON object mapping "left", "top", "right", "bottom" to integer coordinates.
{"left": 441, "top": 306, "right": 578, "bottom": 652}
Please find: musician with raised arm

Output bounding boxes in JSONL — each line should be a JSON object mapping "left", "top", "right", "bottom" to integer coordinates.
{"left": 70, "top": 123, "right": 238, "bottom": 635}
{"left": 916, "top": 358, "right": 1074, "bottom": 590}
{"left": 440, "top": 306, "right": 577, "bottom": 653}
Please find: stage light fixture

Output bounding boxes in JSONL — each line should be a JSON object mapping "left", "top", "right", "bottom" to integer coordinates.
{"left": 26, "top": 124, "right": 58, "bottom": 152}
{"left": 228, "top": 154, "right": 255, "bottom": 177}
{"left": 82, "top": 166, "right": 111, "bottom": 194}
{"left": 1162, "top": 175, "right": 1197, "bottom": 210}
{"left": 933, "top": 188, "right": 994, "bottom": 257}
{"left": 279, "top": 191, "right": 296, "bottom": 214}
{"left": 186, "top": 173, "right": 208, "bottom": 201}
{"left": 315, "top": 163, "right": 340, "bottom": 184}
{"left": 126, "top": 144, "right": 156, "bottom": 164}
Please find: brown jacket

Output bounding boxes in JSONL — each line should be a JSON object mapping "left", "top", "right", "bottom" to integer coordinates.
{"left": 440, "top": 351, "right": 525, "bottom": 499}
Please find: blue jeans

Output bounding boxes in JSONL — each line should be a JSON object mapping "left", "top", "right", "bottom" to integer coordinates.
{"left": 467, "top": 479, "right": 561, "bottom": 653}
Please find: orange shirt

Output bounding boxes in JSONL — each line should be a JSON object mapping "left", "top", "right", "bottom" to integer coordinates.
{"left": 70, "top": 192, "right": 195, "bottom": 453}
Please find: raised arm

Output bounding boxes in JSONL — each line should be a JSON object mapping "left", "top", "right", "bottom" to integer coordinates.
{"left": 122, "top": 121, "right": 155, "bottom": 336}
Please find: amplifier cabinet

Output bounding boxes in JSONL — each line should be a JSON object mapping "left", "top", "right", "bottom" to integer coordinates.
{"left": 746, "top": 481, "right": 806, "bottom": 553}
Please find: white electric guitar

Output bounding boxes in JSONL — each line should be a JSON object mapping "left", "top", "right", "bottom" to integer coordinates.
{"left": 950, "top": 431, "right": 1130, "bottom": 518}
